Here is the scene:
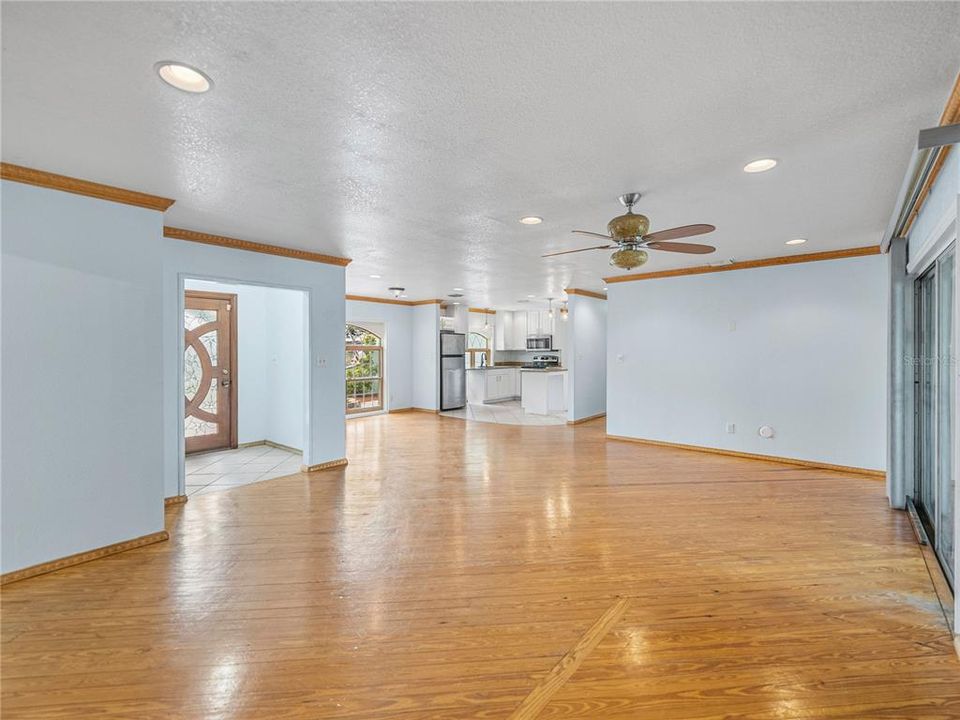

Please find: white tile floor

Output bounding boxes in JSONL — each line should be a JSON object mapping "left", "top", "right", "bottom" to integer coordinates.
{"left": 184, "top": 445, "right": 303, "bottom": 496}
{"left": 440, "top": 400, "right": 567, "bottom": 426}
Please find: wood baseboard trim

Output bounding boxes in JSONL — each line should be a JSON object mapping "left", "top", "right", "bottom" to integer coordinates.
{"left": 389, "top": 407, "right": 439, "bottom": 414}
{"left": 1, "top": 162, "right": 176, "bottom": 211}
{"left": 412, "top": 407, "right": 440, "bottom": 414}
{"left": 1, "top": 531, "right": 170, "bottom": 586}
{"left": 300, "top": 458, "right": 349, "bottom": 473}
{"left": 606, "top": 434, "right": 886, "bottom": 478}
{"left": 388, "top": 407, "right": 414, "bottom": 413}
{"left": 567, "top": 412, "right": 607, "bottom": 425}
{"left": 164, "top": 495, "right": 188, "bottom": 507}
{"left": 238, "top": 439, "right": 302, "bottom": 453}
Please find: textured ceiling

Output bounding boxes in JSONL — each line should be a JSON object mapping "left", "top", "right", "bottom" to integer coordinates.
{"left": 2, "top": 2, "right": 958, "bottom": 308}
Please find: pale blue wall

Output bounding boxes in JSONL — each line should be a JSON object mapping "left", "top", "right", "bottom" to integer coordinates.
{"left": 607, "top": 254, "right": 889, "bottom": 470}
{"left": 1, "top": 181, "right": 165, "bottom": 573}
{"left": 346, "top": 299, "right": 414, "bottom": 411}
{"left": 162, "top": 239, "right": 346, "bottom": 497}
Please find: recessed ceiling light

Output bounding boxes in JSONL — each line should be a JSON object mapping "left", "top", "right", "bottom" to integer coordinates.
{"left": 526, "top": 294, "right": 535, "bottom": 298}
{"left": 785, "top": 238, "right": 807, "bottom": 246}
{"left": 155, "top": 62, "right": 212, "bottom": 93}
{"left": 519, "top": 216, "right": 543, "bottom": 225}
{"left": 453, "top": 287, "right": 464, "bottom": 291}
{"left": 743, "top": 158, "right": 777, "bottom": 173}
{"left": 369, "top": 274, "right": 382, "bottom": 279}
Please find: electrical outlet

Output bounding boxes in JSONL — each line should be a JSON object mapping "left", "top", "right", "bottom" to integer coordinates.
{"left": 316, "top": 354, "right": 327, "bottom": 368}
{"left": 725, "top": 423, "right": 735, "bottom": 434}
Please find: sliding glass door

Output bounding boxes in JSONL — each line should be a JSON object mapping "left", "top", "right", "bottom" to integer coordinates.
{"left": 915, "top": 246, "right": 955, "bottom": 588}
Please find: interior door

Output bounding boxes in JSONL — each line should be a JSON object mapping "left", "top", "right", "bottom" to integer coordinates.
{"left": 184, "top": 291, "right": 237, "bottom": 454}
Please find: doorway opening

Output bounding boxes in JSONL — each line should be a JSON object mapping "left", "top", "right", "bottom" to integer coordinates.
{"left": 914, "top": 245, "right": 955, "bottom": 590}
{"left": 182, "top": 279, "right": 308, "bottom": 497}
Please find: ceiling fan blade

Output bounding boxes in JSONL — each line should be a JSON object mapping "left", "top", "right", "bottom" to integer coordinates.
{"left": 643, "top": 224, "right": 716, "bottom": 242}
{"left": 645, "top": 240, "right": 716, "bottom": 255}
{"left": 542, "top": 244, "right": 615, "bottom": 258}
{"left": 572, "top": 230, "right": 614, "bottom": 240}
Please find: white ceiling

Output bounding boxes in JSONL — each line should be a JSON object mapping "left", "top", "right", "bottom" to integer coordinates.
{"left": 2, "top": 2, "right": 958, "bottom": 309}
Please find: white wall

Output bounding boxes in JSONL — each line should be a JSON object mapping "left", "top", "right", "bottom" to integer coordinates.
{"left": 163, "top": 239, "right": 345, "bottom": 497}
{"left": 346, "top": 299, "right": 413, "bottom": 411}
{"left": 566, "top": 295, "right": 607, "bottom": 422}
{"left": 412, "top": 303, "right": 440, "bottom": 410}
{"left": 184, "top": 280, "right": 305, "bottom": 449}
{"left": 1, "top": 182, "right": 165, "bottom": 573}
{"left": 265, "top": 287, "right": 307, "bottom": 449}
{"left": 607, "top": 254, "right": 889, "bottom": 470}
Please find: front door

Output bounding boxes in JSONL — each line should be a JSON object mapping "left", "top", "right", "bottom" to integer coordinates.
{"left": 184, "top": 291, "right": 237, "bottom": 454}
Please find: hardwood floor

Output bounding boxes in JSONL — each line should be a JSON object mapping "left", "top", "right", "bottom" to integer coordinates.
{"left": 2, "top": 414, "right": 957, "bottom": 719}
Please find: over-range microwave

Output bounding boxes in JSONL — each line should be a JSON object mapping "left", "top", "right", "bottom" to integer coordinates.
{"left": 526, "top": 336, "right": 553, "bottom": 350}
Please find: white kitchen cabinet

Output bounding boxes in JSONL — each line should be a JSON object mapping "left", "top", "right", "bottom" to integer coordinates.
{"left": 511, "top": 311, "right": 527, "bottom": 349}
{"left": 552, "top": 312, "right": 566, "bottom": 351}
{"left": 471, "top": 367, "right": 520, "bottom": 402}
{"left": 495, "top": 311, "right": 512, "bottom": 351}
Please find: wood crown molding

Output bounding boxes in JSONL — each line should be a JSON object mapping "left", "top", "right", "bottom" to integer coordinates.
{"left": 165, "top": 226, "right": 351, "bottom": 267}
{"left": 468, "top": 307, "right": 497, "bottom": 314}
{"left": 164, "top": 495, "right": 188, "bottom": 507}
{"left": 300, "top": 458, "right": 349, "bottom": 473}
{"left": 1, "top": 162, "right": 175, "bottom": 211}
{"left": 346, "top": 294, "right": 443, "bottom": 307}
{"left": 607, "top": 434, "right": 885, "bottom": 478}
{"left": 0, "top": 531, "right": 170, "bottom": 585}
{"left": 565, "top": 288, "right": 608, "bottom": 300}
{"left": 604, "top": 245, "right": 880, "bottom": 284}
{"left": 903, "top": 70, "right": 960, "bottom": 236}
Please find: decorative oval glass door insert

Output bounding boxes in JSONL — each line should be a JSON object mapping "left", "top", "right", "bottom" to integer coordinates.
{"left": 184, "top": 292, "right": 236, "bottom": 453}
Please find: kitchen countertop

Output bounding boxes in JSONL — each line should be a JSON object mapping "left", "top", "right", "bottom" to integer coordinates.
{"left": 466, "top": 366, "right": 521, "bottom": 371}
{"left": 520, "top": 368, "right": 567, "bottom": 372}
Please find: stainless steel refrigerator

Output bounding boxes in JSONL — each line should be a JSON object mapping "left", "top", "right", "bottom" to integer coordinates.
{"left": 439, "top": 332, "right": 466, "bottom": 410}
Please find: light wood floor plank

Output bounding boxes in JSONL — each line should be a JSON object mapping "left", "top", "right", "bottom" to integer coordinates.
{"left": 1, "top": 414, "right": 956, "bottom": 719}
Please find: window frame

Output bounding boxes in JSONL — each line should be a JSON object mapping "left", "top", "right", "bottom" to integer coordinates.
{"left": 466, "top": 331, "right": 491, "bottom": 369}
{"left": 345, "top": 323, "right": 384, "bottom": 415}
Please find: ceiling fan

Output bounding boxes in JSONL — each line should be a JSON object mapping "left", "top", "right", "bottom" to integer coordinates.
{"left": 543, "top": 193, "right": 716, "bottom": 270}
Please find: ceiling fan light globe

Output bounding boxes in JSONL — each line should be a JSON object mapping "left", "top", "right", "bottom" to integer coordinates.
{"left": 607, "top": 212, "right": 649, "bottom": 240}
{"left": 610, "top": 248, "right": 648, "bottom": 270}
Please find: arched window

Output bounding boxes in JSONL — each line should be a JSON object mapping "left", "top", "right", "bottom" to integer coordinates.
{"left": 466, "top": 331, "right": 490, "bottom": 368}
{"left": 346, "top": 324, "right": 383, "bottom": 414}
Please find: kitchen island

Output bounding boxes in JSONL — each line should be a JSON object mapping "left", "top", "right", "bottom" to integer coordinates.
{"left": 520, "top": 368, "right": 567, "bottom": 415}
{"left": 466, "top": 366, "right": 521, "bottom": 404}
